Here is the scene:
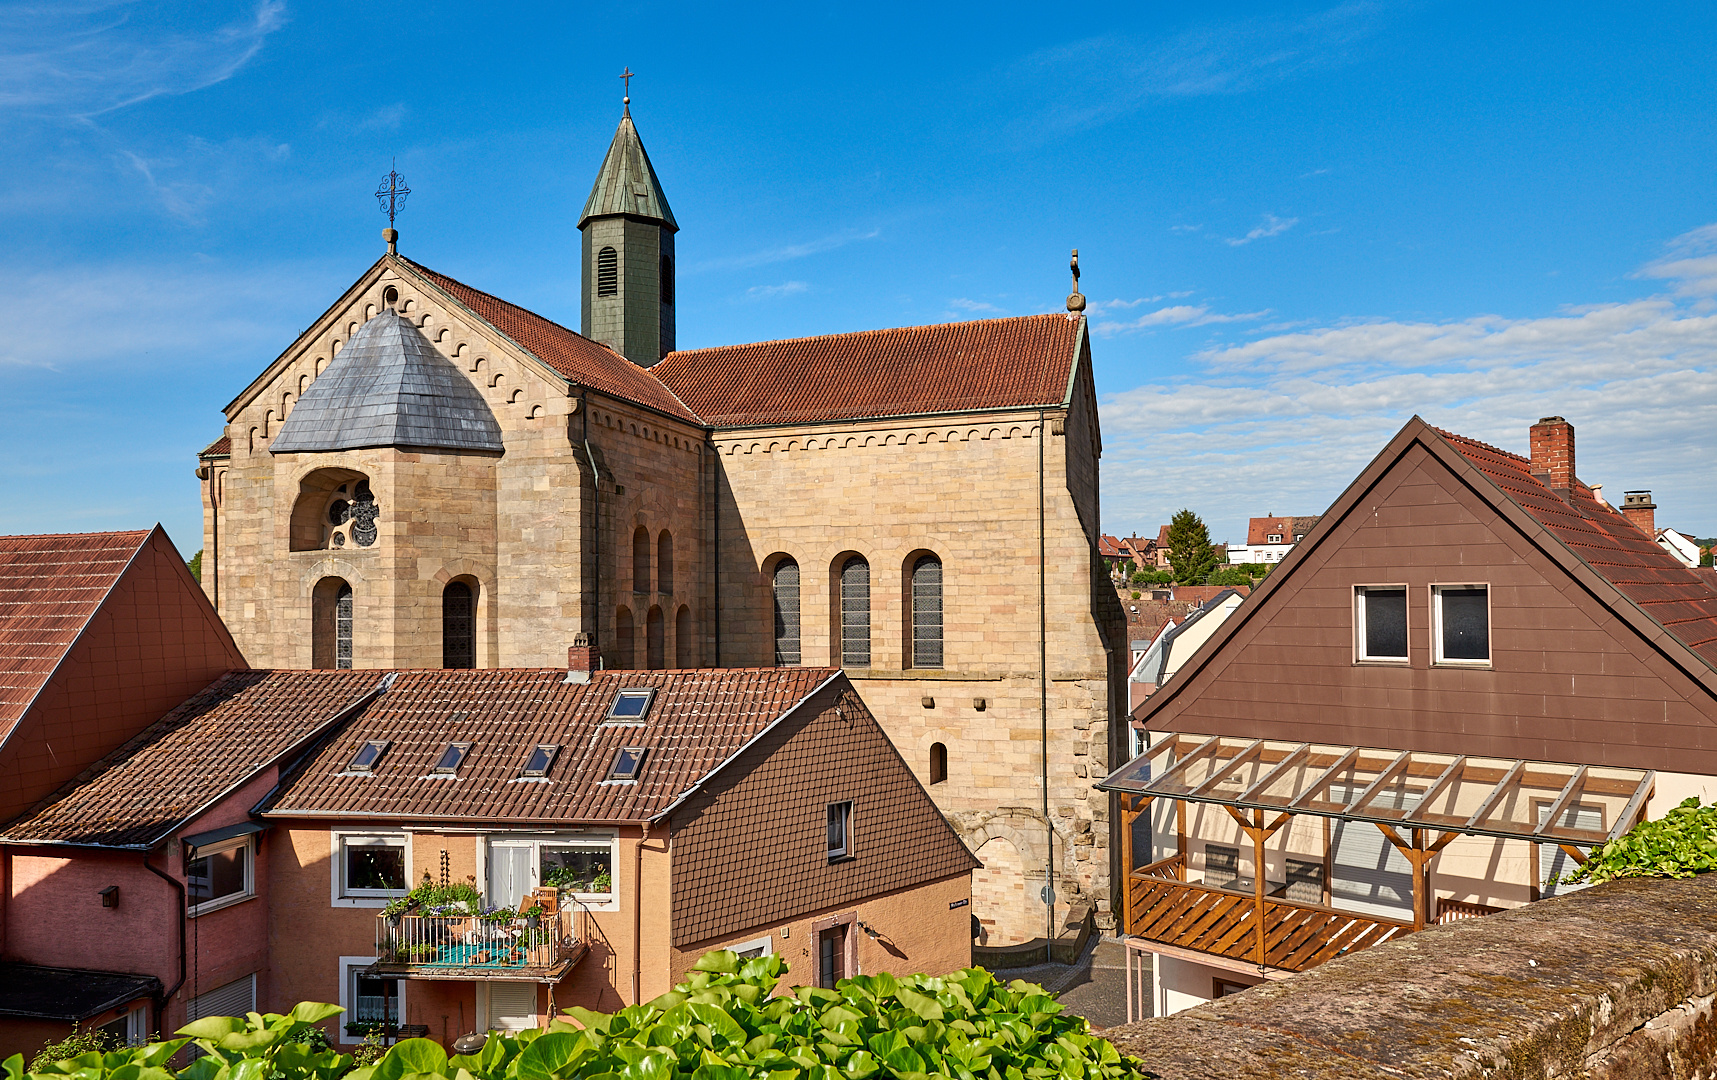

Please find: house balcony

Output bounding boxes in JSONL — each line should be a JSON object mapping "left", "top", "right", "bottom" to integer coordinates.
{"left": 371, "top": 905, "right": 589, "bottom": 983}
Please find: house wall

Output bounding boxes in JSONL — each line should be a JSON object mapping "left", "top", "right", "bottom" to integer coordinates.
{"left": 0, "top": 528, "right": 246, "bottom": 827}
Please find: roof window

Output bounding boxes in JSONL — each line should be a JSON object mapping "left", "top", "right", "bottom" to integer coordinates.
{"left": 348, "top": 740, "right": 390, "bottom": 773}
{"left": 607, "top": 746, "right": 647, "bottom": 781}
{"left": 432, "top": 743, "right": 472, "bottom": 776}
{"left": 606, "top": 688, "right": 656, "bottom": 722}
{"left": 520, "top": 744, "right": 560, "bottom": 778}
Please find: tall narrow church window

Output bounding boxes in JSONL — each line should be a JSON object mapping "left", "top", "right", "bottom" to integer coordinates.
{"left": 597, "top": 247, "right": 619, "bottom": 297}
{"left": 675, "top": 605, "right": 692, "bottom": 668}
{"left": 335, "top": 583, "right": 354, "bottom": 670}
{"left": 840, "top": 556, "right": 871, "bottom": 668}
{"left": 615, "top": 607, "right": 635, "bottom": 671}
{"left": 443, "top": 582, "right": 475, "bottom": 669}
{"left": 633, "top": 527, "right": 651, "bottom": 594}
{"left": 660, "top": 254, "right": 674, "bottom": 305}
{"left": 647, "top": 606, "right": 665, "bottom": 671}
{"left": 657, "top": 531, "right": 674, "bottom": 594}
{"left": 930, "top": 743, "right": 948, "bottom": 785}
{"left": 910, "top": 554, "right": 943, "bottom": 669}
{"left": 773, "top": 558, "right": 801, "bottom": 666}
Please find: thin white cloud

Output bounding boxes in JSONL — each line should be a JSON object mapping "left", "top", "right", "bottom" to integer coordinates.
{"left": 1092, "top": 304, "right": 1269, "bottom": 337}
{"left": 1635, "top": 222, "right": 1717, "bottom": 298}
{"left": 1225, "top": 213, "right": 1298, "bottom": 246}
{"left": 1099, "top": 231, "right": 1717, "bottom": 539}
{"left": 0, "top": 2, "right": 286, "bottom": 117}
{"left": 744, "top": 281, "right": 809, "bottom": 300}
{"left": 948, "top": 298, "right": 1004, "bottom": 313}
{"left": 1090, "top": 297, "right": 1165, "bottom": 311}
{"left": 692, "top": 229, "right": 881, "bottom": 274}
{"left": 1170, "top": 224, "right": 1202, "bottom": 234}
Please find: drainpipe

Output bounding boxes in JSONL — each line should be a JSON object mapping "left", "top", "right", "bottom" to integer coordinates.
{"left": 581, "top": 391, "right": 603, "bottom": 658}
{"left": 709, "top": 438, "right": 719, "bottom": 665}
{"left": 632, "top": 820, "right": 651, "bottom": 1004}
{"left": 144, "top": 849, "right": 186, "bottom": 1030}
{"left": 1039, "top": 409, "right": 1052, "bottom": 964}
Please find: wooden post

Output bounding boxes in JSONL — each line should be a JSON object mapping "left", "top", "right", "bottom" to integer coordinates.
{"left": 1119, "top": 796, "right": 1137, "bottom": 934}
{"left": 1176, "top": 799, "right": 1187, "bottom": 858}
{"left": 1252, "top": 810, "right": 1267, "bottom": 967}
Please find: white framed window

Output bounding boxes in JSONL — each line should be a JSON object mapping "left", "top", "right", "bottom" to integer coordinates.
{"left": 1354, "top": 586, "right": 1409, "bottom": 662}
{"left": 827, "top": 801, "right": 853, "bottom": 861}
{"left": 732, "top": 935, "right": 773, "bottom": 960}
{"left": 337, "top": 957, "right": 405, "bottom": 1045}
{"left": 1432, "top": 584, "right": 1491, "bottom": 665}
{"left": 478, "top": 981, "right": 539, "bottom": 1033}
{"left": 186, "top": 836, "right": 254, "bottom": 916}
{"left": 96, "top": 1004, "right": 149, "bottom": 1047}
{"left": 1267, "top": 534, "right": 1282, "bottom": 543}
{"left": 331, "top": 831, "right": 410, "bottom": 907}
{"left": 486, "top": 834, "right": 617, "bottom": 911}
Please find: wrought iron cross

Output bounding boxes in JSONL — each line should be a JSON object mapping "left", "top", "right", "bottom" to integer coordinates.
{"left": 375, "top": 163, "right": 411, "bottom": 226}
{"left": 620, "top": 67, "right": 635, "bottom": 98}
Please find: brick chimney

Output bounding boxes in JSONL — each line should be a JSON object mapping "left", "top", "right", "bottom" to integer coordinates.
{"left": 1529, "top": 416, "right": 1575, "bottom": 489}
{"left": 1621, "top": 491, "right": 1657, "bottom": 536}
{"left": 565, "top": 632, "right": 597, "bottom": 684}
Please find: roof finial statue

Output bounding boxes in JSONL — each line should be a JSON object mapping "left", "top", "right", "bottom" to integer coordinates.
{"left": 375, "top": 160, "right": 410, "bottom": 255}
{"left": 620, "top": 67, "right": 634, "bottom": 115}
{"left": 1066, "top": 248, "right": 1086, "bottom": 313}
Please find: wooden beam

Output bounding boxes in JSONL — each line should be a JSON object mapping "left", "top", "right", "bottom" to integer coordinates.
{"left": 1534, "top": 765, "right": 1589, "bottom": 839}
{"left": 1252, "top": 809, "right": 1267, "bottom": 968}
{"left": 1557, "top": 844, "right": 1590, "bottom": 865}
{"left": 1290, "top": 747, "right": 1361, "bottom": 809}
{"left": 1237, "top": 742, "right": 1310, "bottom": 803}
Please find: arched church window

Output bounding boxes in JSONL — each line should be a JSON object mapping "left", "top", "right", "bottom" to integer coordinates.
{"left": 840, "top": 556, "right": 871, "bottom": 668}
{"left": 647, "top": 606, "right": 665, "bottom": 671}
{"left": 773, "top": 558, "right": 800, "bottom": 666}
{"left": 443, "top": 581, "right": 475, "bottom": 669}
{"left": 657, "top": 530, "right": 674, "bottom": 594}
{"left": 335, "top": 584, "right": 353, "bottom": 669}
{"left": 632, "top": 527, "right": 651, "bottom": 594}
{"left": 597, "top": 247, "right": 619, "bottom": 297}
{"left": 660, "top": 254, "right": 674, "bottom": 305}
{"left": 312, "top": 577, "right": 352, "bottom": 669}
{"left": 910, "top": 554, "right": 943, "bottom": 669}
{"left": 675, "top": 605, "right": 692, "bottom": 668}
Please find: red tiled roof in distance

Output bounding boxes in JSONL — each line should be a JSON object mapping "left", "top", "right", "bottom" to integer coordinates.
{"left": 652, "top": 313, "right": 1082, "bottom": 427}
{"left": 199, "top": 436, "right": 231, "bottom": 458}
{"left": 266, "top": 667, "right": 839, "bottom": 824}
{"left": 1437, "top": 428, "right": 1717, "bottom": 665}
{"left": 1, "top": 670, "right": 380, "bottom": 848}
{"left": 399, "top": 259, "right": 701, "bottom": 425}
{"left": 0, "top": 531, "right": 150, "bottom": 734}
{"left": 1099, "top": 535, "right": 1123, "bottom": 558}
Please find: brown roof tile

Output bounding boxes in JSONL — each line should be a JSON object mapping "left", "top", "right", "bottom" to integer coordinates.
{"left": 1438, "top": 429, "right": 1717, "bottom": 665}
{"left": 1, "top": 669, "right": 379, "bottom": 847}
{"left": 0, "top": 531, "right": 151, "bottom": 735}
{"left": 399, "top": 259, "right": 702, "bottom": 424}
{"left": 264, "top": 667, "right": 839, "bottom": 823}
{"left": 652, "top": 313, "right": 1082, "bottom": 427}
{"left": 199, "top": 436, "right": 230, "bottom": 458}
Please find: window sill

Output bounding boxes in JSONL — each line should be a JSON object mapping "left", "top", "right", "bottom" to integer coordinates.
{"left": 189, "top": 891, "right": 256, "bottom": 918}
{"left": 827, "top": 854, "right": 855, "bottom": 865}
{"left": 1353, "top": 657, "right": 1411, "bottom": 666}
{"left": 333, "top": 895, "right": 400, "bottom": 909}
{"left": 1432, "top": 659, "right": 1493, "bottom": 669}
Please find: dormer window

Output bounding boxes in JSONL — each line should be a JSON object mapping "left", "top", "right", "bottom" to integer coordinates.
{"left": 520, "top": 744, "right": 559, "bottom": 778}
{"left": 607, "top": 746, "right": 647, "bottom": 781}
{"left": 348, "top": 740, "right": 390, "bottom": 773}
{"left": 606, "top": 688, "right": 655, "bottom": 722}
{"left": 1267, "top": 534, "right": 1283, "bottom": 543}
{"left": 432, "top": 743, "right": 472, "bottom": 776}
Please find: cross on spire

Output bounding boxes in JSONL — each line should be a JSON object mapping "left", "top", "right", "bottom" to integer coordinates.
{"left": 375, "top": 162, "right": 410, "bottom": 227}
{"left": 620, "top": 67, "right": 634, "bottom": 113}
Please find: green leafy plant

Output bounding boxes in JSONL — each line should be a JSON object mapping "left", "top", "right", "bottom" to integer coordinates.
{"left": 9, "top": 1003, "right": 351, "bottom": 1080}
{"left": 384, "top": 872, "right": 485, "bottom": 917}
{"left": 26, "top": 1029, "right": 119, "bottom": 1072}
{"left": 1561, "top": 797, "right": 1717, "bottom": 885}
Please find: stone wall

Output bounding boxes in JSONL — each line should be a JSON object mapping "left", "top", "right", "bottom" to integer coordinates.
{"left": 1105, "top": 873, "right": 1717, "bottom": 1080}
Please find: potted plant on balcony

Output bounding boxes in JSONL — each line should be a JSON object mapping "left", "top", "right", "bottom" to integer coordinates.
{"left": 522, "top": 902, "right": 544, "bottom": 930}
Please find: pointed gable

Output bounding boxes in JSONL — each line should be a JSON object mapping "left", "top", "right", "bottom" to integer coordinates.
{"left": 578, "top": 113, "right": 678, "bottom": 231}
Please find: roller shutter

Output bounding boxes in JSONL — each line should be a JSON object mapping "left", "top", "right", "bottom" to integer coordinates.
{"left": 187, "top": 974, "right": 256, "bottom": 1022}
{"left": 1330, "top": 786, "right": 1420, "bottom": 920}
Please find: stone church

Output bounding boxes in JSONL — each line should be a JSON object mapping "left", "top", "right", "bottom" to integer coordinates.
{"left": 195, "top": 105, "right": 1127, "bottom": 942}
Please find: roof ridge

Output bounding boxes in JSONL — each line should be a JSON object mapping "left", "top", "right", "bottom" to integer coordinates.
{"left": 659, "top": 311, "right": 1068, "bottom": 361}
{"left": 0, "top": 529, "right": 153, "bottom": 542}
{"left": 399, "top": 257, "right": 620, "bottom": 362}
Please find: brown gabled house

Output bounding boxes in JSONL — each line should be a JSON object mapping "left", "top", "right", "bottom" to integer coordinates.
{"left": 1101, "top": 415, "right": 1717, "bottom": 1016}
{"left": 0, "top": 661, "right": 976, "bottom": 1054}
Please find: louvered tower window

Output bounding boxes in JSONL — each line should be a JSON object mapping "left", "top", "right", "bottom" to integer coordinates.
{"left": 910, "top": 554, "right": 943, "bottom": 669}
{"left": 443, "top": 581, "right": 474, "bottom": 669}
{"left": 335, "top": 583, "right": 354, "bottom": 670}
{"left": 661, "top": 254, "right": 674, "bottom": 305}
{"left": 840, "top": 556, "right": 870, "bottom": 667}
{"left": 773, "top": 558, "right": 801, "bottom": 666}
{"left": 597, "top": 247, "right": 619, "bottom": 297}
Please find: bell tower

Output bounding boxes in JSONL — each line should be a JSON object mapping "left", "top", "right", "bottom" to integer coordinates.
{"left": 579, "top": 91, "right": 678, "bottom": 366}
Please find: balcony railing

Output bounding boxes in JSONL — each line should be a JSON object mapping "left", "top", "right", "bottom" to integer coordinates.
{"left": 1124, "top": 853, "right": 1413, "bottom": 973}
{"left": 374, "top": 905, "right": 588, "bottom": 979}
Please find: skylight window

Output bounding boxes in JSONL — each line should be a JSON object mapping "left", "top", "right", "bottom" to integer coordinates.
{"left": 608, "top": 746, "right": 647, "bottom": 781}
{"left": 432, "top": 743, "right": 472, "bottom": 775}
{"left": 521, "top": 744, "right": 560, "bottom": 778}
{"left": 348, "top": 740, "right": 390, "bottom": 773}
{"left": 606, "top": 688, "right": 656, "bottom": 722}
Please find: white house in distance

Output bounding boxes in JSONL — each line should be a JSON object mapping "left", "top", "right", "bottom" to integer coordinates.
{"left": 1226, "top": 515, "right": 1321, "bottom": 565}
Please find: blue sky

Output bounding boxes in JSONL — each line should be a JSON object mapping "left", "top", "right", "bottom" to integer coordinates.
{"left": 2, "top": 1, "right": 1714, "bottom": 554}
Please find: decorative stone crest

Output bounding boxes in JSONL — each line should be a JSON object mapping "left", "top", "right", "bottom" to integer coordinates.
{"left": 351, "top": 481, "right": 380, "bottom": 547}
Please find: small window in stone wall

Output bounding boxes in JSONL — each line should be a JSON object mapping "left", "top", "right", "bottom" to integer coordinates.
{"left": 930, "top": 742, "right": 947, "bottom": 785}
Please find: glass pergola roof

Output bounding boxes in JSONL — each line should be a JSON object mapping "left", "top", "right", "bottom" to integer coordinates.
{"left": 1097, "top": 734, "right": 1654, "bottom": 846}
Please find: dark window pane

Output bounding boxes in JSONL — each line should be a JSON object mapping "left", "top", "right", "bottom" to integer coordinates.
{"left": 1362, "top": 588, "right": 1408, "bottom": 658}
{"left": 827, "top": 802, "right": 850, "bottom": 857}
{"left": 335, "top": 584, "right": 353, "bottom": 670}
{"left": 609, "top": 746, "right": 646, "bottom": 779}
{"left": 541, "top": 846, "right": 612, "bottom": 893}
{"left": 432, "top": 744, "right": 469, "bottom": 774}
{"left": 774, "top": 560, "right": 800, "bottom": 666}
{"left": 1441, "top": 588, "right": 1489, "bottom": 660}
{"left": 609, "top": 690, "right": 652, "bottom": 719}
{"left": 188, "top": 846, "right": 247, "bottom": 906}
{"left": 911, "top": 556, "right": 943, "bottom": 669}
{"left": 522, "top": 745, "right": 557, "bottom": 777}
{"left": 840, "top": 557, "right": 870, "bottom": 668}
{"left": 346, "top": 845, "right": 405, "bottom": 891}
{"left": 443, "top": 582, "right": 474, "bottom": 669}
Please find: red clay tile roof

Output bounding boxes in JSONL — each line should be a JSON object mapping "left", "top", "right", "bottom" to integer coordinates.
{"left": 1438, "top": 429, "right": 1717, "bottom": 665}
{"left": 199, "top": 436, "right": 230, "bottom": 458}
{"left": 0, "top": 531, "right": 150, "bottom": 735}
{"left": 265, "top": 667, "right": 840, "bottom": 824}
{"left": 0, "top": 669, "right": 380, "bottom": 847}
{"left": 1099, "top": 535, "right": 1123, "bottom": 558}
{"left": 651, "top": 313, "right": 1082, "bottom": 427}
{"left": 399, "top": 259, "right": 701, "bottom": 424}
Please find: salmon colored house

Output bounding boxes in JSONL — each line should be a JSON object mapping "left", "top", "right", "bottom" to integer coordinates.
{"left": 1105, "top": 415, "right": 1717, "bottom": 1016}
{"left": 0, "top": 528, "right": 246, "bottom": 1053}
{"left": 1, "top": 660, "right": 976, "bottom": 1052}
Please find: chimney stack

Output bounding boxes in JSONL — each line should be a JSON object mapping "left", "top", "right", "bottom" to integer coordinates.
{"left": 565, "top": 632, "right": 597, "bottom": 684}
{"left": 1621, "top": 491, "right": 1657, "bottom": 536}
{"left": 1529, "top": 416, "right": 1576, "bottom": 489}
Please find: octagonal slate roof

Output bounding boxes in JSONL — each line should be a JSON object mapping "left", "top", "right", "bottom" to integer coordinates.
{"left": 271, "top": 309, "right": 503, "bottom": 455}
